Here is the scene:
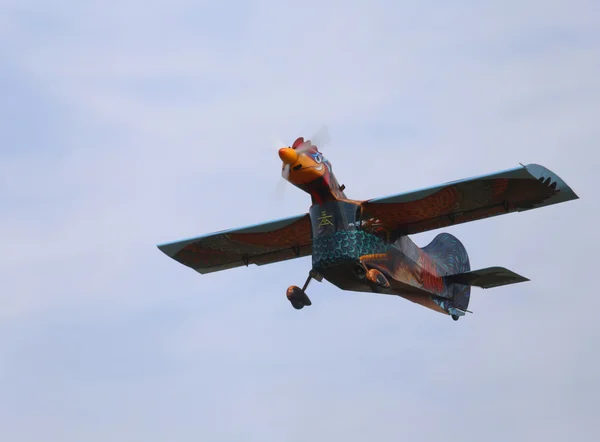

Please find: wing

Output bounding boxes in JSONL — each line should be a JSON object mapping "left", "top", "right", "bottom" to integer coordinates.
{"left": 157, "top": 214, "right": 312, "bottom": 274}
{"left": 362, "top": 163, "right": 578, "bottom": 236}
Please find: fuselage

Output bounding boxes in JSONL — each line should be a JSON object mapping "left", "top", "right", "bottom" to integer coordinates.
{"left": 279, "top": 138, "right": 470, "bottom": 315}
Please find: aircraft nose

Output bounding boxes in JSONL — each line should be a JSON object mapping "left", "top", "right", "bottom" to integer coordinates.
{"left": 279, "top": 147, "right": 298, "bottom": 165}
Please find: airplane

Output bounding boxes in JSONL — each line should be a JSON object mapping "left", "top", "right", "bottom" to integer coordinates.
{"left": 157, "top": 135, "right": 578, "bottom": 321}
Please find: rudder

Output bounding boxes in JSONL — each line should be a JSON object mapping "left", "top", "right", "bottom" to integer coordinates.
{"left": 422, "top": 233, "right": 472, "bottom": 314}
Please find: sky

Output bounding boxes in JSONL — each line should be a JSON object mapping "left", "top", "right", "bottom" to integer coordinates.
{"left": 0, "top": 0, "right": 599, "bottom": 441}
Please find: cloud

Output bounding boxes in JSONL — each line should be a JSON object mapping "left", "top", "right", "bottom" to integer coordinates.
{"left": 0, "top": 0, "right": 599, "bottom": 441}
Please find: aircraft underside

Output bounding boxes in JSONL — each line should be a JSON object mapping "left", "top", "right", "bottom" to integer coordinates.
{"left": 285, "top": 258, "right": 453, "bottom": 317}
{"left": 287, "top": 255, "right": 467, "bottom": 320}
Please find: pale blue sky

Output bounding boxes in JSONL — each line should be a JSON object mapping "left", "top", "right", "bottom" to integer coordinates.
{"left": 1, "top": 1, "right": 599, "bottom": 441}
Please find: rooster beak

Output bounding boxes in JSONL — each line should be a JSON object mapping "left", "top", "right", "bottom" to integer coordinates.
{"left": 278, "top": 147, "right": 298, "bottom": 165}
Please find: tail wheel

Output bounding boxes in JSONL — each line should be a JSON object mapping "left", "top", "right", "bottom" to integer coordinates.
{"left": 452, "top": 315, "right": 460, "bottom": 321}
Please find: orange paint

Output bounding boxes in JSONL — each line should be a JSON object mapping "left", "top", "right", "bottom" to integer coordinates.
{"left": 418, "top": 253, "right": 445, "bottom": 294}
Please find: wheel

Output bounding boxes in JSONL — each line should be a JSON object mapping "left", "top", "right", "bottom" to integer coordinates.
{"left": 300, "top": 291, "right": 312, "bottom": 306}
{"left": 452, "top": 315, "right": 459, "bottom": 321}
{"left": 291, "top": 300, "right": 304, "bottom": 310}
{"left": 286, "top": 285, "right": 311, "bottom": 309}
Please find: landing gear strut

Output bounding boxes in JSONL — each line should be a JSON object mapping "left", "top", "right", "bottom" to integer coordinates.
{"left": 286, "top": 270, "right": 322, "bottom": 310}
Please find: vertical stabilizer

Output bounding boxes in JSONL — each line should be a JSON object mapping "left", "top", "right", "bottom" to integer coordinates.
{"left": 422, "top": 233, "right": 472, "bottom": 315}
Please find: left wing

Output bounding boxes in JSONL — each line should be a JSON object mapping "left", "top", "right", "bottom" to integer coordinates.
{"left": 157, "top": 214, "right": 313, "bottom": 274}
{"left": 361, "top": 163, "right": 578, "bottom": 236}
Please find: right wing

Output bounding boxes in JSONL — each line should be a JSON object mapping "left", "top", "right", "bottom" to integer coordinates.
{"left": 157, "top": 214, "right": 313, "bottom": 274}
{"left": 361, "top": 163, "right": 578, "bottom": 236}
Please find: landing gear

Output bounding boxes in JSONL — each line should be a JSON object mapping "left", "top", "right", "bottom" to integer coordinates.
{"left": 452, "top": 315, "right": 460, "bottom": 321}
{"left": 286, "top": 286, "right": 311, "bottom": 309}
{"left": 286, "top": 270, "right": 322, "bottom": 310}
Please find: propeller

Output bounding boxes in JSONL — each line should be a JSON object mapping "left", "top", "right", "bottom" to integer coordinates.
{"left": 270, "top": 136, "right": 291, "bottom": 205}
{"left": 272, "top": 172, "right": 288, "bottom": 203}
{"left": 271, "top": 136, "right": 292, "bottom": 180}
{"left": 270, "top": 126, "right": 330, "bottom": 207}
{"left": 277, "top": 124, "right": 331, "bottom": 184}
{"left": 282, "top": 163, "right": 291, "bottom": 180}
{"left": 294, "top": 124, "right": 331, "bottom": 154}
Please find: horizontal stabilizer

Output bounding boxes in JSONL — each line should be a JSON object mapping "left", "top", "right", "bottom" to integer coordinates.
{"left": 445, "top": 266, "right": 529, "bottom": 289}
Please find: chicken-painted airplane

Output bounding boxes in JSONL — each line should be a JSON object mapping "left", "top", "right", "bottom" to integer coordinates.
{"left": 158, "top": 135, "right": 578, "bottom": 320}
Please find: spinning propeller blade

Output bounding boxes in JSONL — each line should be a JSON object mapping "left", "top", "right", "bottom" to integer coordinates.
{"left": 276, "top": 125, "right": 331, "bottom": 185}
{"left": 282, "top": 163, "right": 290, "bottom": 180}
{"left": 295, "top": 124, "right": 330, "bottom": 153}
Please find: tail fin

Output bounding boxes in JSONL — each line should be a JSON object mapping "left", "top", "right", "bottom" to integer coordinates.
{"left": 423, "top": 234, "right": 529, "bottom": 318}
{"left": 446, "top": 267, "right": 529, "bottom": 289}
{"left": 422, "top": 233, "right": 471, "bottom": 314}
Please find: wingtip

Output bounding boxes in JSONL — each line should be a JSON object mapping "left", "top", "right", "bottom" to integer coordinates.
{"left": 156, "top": 242, "right": 176, "bottom": 257}
{"left": 523, "top": 163, "right": 580, "bottom": 204}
